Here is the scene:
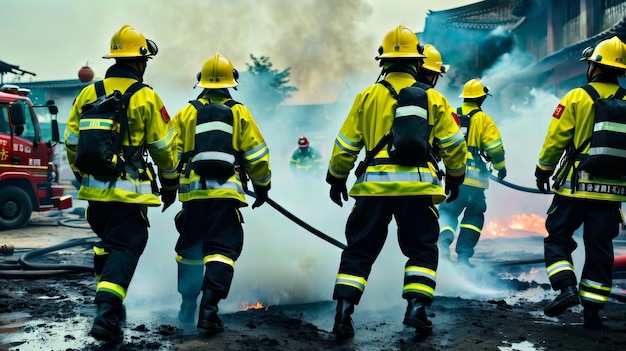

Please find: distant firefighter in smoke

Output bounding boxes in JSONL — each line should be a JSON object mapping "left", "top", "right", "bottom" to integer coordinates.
{"left": 437, "top": 78, "right": 507, "bottom": 267}
{"left": 289, "top": 135, "right": 324, "bottom": 177}
{"left": 325, "top": 24, "right": 467, "bottom": 339}
{"left": 535, "top": 35, "right": 626, "bottom": 330}
{"left": 171, "top": 52, "right": 272, "bottom": 334}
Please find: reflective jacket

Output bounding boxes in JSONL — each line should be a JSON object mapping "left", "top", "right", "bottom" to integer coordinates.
{"left": 537, "top": 79, "right": 626, "bottom": 202}
{"left": 458, "top": 102, "right": 505, "bottom": 189}
{"left": 64, "top": 64, "right": 178, "bottom": 206}
{"left": 327, "top": 71, "right": 467, "bottom": 204}
{"left": 174, "top": 90, "right": 271, "bottom": 206}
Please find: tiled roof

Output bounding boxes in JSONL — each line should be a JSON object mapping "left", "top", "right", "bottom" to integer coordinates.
{"left": 427, "top": 0, "right": 526, "bottom": 30}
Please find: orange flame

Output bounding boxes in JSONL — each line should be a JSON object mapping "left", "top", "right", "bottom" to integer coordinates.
{"left": 485, "top": 213, "right": 548, "bottom": 238}
{"left": 242, "top": 301, "right": 268, "bottom": 311}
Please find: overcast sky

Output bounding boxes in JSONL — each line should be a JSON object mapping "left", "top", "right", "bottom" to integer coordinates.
{"left": 2, "top": 0, "right": 478, "bottom": 101}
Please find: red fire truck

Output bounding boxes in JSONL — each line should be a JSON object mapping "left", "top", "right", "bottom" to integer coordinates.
{"left": 0, "top": 84, "right": 72, "bottom": 230}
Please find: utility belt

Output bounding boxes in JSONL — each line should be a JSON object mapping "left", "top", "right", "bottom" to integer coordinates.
{"left": 355, "top": 152, "right": 443, "bottom": 179}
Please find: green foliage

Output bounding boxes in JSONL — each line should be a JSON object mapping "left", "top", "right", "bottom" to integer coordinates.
{"left": 244, "top": 54, "right": 298, "bottom": 115}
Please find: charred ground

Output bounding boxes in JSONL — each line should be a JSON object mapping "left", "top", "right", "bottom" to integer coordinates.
{"left": 2, "top": 217, "right": 626, "bottom": 350}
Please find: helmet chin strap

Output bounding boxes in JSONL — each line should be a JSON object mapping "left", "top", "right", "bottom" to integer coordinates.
{"left": 586, "top": 62, "right": 598, "bottom": 83}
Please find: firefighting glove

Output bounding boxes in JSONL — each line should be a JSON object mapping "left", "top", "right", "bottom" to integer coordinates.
{"left": 535, "top": 166, "right": 553, "bottom": 194}
{"left": 497, "top": 167, "right": 507, "bottom": 180}
{"left": 445, "top": 173, "right": 465, "bottom": 203}
{"left": 160, "top": 188, "right": 177, "bottom": 212}
{"left": 326, "top": 172, "right": 348, "bottom": 207}
{"left": 252, "top": 183, "right": 270, "bottom": 209}
{"left": 329, "top": 184, "right": 348, "bottom": 207}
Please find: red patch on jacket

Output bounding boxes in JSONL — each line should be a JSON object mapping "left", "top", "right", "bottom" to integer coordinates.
{"left": 452, "top": 112, "right": 461, "bottom": 126}
{"left": 552, "top": 104, "right": 565, "bottom": 119}
{"left": 160, "top": 106, "right": 170, "bottom": 123}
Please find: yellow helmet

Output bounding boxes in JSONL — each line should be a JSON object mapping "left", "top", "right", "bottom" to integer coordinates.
{"left": 580, "top": 36, "right": 626, "bottom": 70}
{"left": 421, "top": 44, "right": 450, "bottom": 75}
{"left": 197, "top": 53, "right": 239, "bottom": 89}
{"left": 459, "top": 79, "right": 490, "bottom": 98}
{"left": 375, "top": 25, "right": 426, "bottom": 61}
{"left": 103, "top": 25, "right": 158, "bottom": 59}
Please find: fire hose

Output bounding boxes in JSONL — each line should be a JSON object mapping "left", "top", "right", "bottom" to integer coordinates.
{"left": 488, "top": 173, "right": 553, "bottom": 194}
{"left": 244, "top": 189, "right": 347, "bottom": 250}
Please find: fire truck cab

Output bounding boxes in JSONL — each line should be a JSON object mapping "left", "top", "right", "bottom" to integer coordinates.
{"left": 0, "top": 84, "right": 72, "bottom": 230}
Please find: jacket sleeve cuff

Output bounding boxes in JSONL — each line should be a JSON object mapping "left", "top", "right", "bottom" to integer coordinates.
{"left": 445, "top": 173, "right": 465, "bottom": 186}
{"left": 326, "top": 171, "right": 347, "bottom": 186}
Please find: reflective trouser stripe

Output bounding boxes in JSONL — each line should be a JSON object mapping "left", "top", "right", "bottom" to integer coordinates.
{"left": 403, "top": 266, "right": 436, "bottom": 299}
{"left": 580, "top": 279, "right": 611, "bottom": 304}
{"left": 97, "top": 281, "right": 127, "bottom": 301}
{"left": 176, "top": 254, "right": 204, "bottom": 266}
{"left": 335, "top": 273, "right": 367, "bottom": 292}
{"left": 546, "top": 260, "right": 574, "bottom": 279}
{"left": 204, "top": 254, "right": 235, "bottom": 268}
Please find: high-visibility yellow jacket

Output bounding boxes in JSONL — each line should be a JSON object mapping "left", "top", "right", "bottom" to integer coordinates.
{"left": 64, "top": 66, "right": 178, "bottom": 206}
{"left": 537, "top": 81, "right": 626, "bottom": 202}
{"left": 458, "top": 102, "right": 505, "bottom": 189}
{"left": 173, "top": 90, "right": 271, "bottom": 207}
{"left": 327, "top": 71, "right": 467, "bottom": 204}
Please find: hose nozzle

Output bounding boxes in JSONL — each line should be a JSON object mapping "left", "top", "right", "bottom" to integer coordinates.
{"left": 0, "top": 243, "right": 14, "bottom": 255}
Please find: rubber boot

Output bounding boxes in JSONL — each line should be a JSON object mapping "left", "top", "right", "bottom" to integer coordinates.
{"left": 332, "top": 299, "right": 355, "bottom": 339}
{"left": 89, "top": 302, "right": 124, "bottom": 344}
{"left": 197, "top": 289, "right": 224, "bottom": 334}
{"left": 437, "top": 230, "right": 454, "bottom": 260}
{"left": 544, "top": 285, "right": 580, "bottom": 317}
{"left": 178, "top": 296, "right": 197, "bottom": 324}
{"left": 403, "top": 298, "right": 432, "bottom": 335}
{"left": 456, "top": 228, "right": 480, "bottom": 267}
{"left": 583, "top": 304, "right": 603, "bottom": 330}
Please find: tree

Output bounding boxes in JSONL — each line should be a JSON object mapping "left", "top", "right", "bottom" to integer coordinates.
{"left": 240, "top": 55, "right": 298, "bottom": 117}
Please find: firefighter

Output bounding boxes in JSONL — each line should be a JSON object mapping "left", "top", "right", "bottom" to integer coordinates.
{"left": 64, "top": 25, "right": 179, "bottom": 344}
{"left": 416, "top": 44, "right": 450, "bottom": 88}
{"left": 535, "top": 36, "right": 626, "bottom": 329}
{"left": 437, "top": 78, "right": 506, "bottom": 266}
{"left": 289, "top": 135, "right": 324, "bottom": 177}
{"left": 326, "top": 25, "right": 467, "bottom": 339}
{"left": 172, "top": 53, "right": 271, "bottom": 334}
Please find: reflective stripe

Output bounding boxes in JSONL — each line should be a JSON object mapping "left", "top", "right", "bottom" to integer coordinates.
{"left": 147, "top": 127, "right": 175, "bottom": 153}
{"left": 250, "top": 172, "right": 271, "bottom": 185}
{"left": 97, "top": 281, "right": 127, "bottom": 301}
{"left": 192, "top": 151, "right": 236, "bottom": 164}
{"left": 64, "top": 130, "right": 79, "bottom": 146}
{"left": 402, "top": 283, "right": 435, "bottom": 298}
{"left": 179, "top": 178, "right": 243, "bottom": 193}
{"left": 203, "top": 254, "right": 235, "bottom": 268}
{"left": 459, "top": 223, "right": 481, "bottom": 233}
{"left": 589, "top": 146, "right": 626, "bottom": 158}
{"left": 83, "top": 176, "right": 155, "bottom": 194}
{"left": 336, "top": 133, "right": 362, "bottom": 155}
{"left": 396, "top": 105, "right": 427, "bottom": 119}
{"left": 244, "top": 142, "right": 269, "bottom": 162}
{"left": 404, "top": 266, "right": 436, "bottom": 281}
{"left": 594, "top": 121, "right": 626, "bottom": 133}
{"left": 580, "top": 290, "right": 609, "bottom": 303}
{"left": 581, "top": 279, "right": 611, "bottom": 292}
{"left": 335, "top": 273, "right": 367, "bottom": 292}
{"left": 175, "top": 254, "right": 204, "bottom": 266}
{"left": 196, "top": 120, "right": 233, "bottom": 134}
{"left": 440, "top": 226, "right": 455, "bottom": 234}
{"left": 362, "top": 171, "right": 436, "bottom": 183}
{"left": 546, "top": 260, "right": 574, "bottom": 278}
{"left": 438, "top": 130, "right": 465, "bottom": 151}
{"left": 79, "top": 118, "right": 114, "bottom": 130}
{"left": 93, "top": 246, "right": 108, "bottom": 256}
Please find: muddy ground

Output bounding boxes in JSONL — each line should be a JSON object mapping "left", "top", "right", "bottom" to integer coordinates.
{"left": 2, "top": 212, "right": 626, "bottom": 351}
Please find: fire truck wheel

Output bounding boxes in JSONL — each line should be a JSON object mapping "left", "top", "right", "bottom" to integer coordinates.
{"left": 0, "top": 186, "right": 33, "bottom": 230}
